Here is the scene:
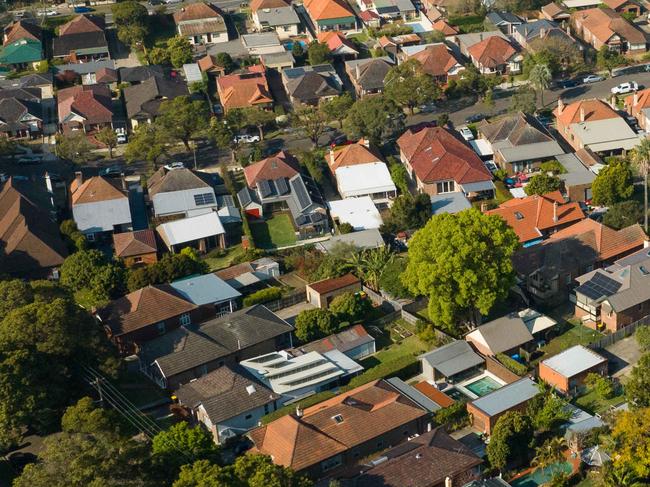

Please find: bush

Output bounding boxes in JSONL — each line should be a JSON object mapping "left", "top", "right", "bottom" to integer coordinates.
{"left": 496, "top": 353, "right": 528, "bottom": 376}
{"left": 329, "top": 292, "right": 372, "bottom": 324}
{"left": 585, "top": 373, "right": 615, "bottom": 399}
{"left": 294, "top": 308, "right": 336, "bottom": 342}
{"left": 636, "top": 326, "right": 650, "bottom": 351}
{"left": 338, "top": 222, "right": 354, "bottom": 234}
{"left": 242, "top": 286, "right": 283, "bottom": 307}
{"left": 540, "top": 160, "right": 567, "bottom": 175}
{"left": 433, "top": 401, "right": 470, "bottom": 431}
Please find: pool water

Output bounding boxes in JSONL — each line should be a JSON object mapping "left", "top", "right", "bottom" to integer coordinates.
{"left": 464, "top": 376, "right": 502, "bottom": 397}
{"left": 510, "top": 462, "right": 573, "bottom": 487}
{"left": 444, "top": 387, "right": 472, "bottom": 402}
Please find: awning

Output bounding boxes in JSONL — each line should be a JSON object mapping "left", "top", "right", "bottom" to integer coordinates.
{"left": 460, "top": 180, "right": 495, "bottom": 193}
{"left": 469, "top": 138, "right": 494, "bottom": 156}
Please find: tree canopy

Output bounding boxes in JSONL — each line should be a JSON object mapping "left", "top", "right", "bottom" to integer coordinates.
{"left": 157, "top": 96, "right": 209, "bottom": 150}
{"left": 602, "top": 200, "right": 644, "bottom": 230}
{"left": 486, "top": 411, "right": 533, "bottom": 471}
{"left": 524, "top": 173, "right": 562, "bottom": 196}
{"left": 343, "top": 95, "right": 405, "bottom": 146}
{"left": 625, "top": 352, "right": 650, "bottom": 408}
{"left": 384, "top": 59, "right": 440, "bottom": 114}
{"left": 591, "top": 160, "right": 634, "bottom": 206}
{"left": 307, "top": 42, "right": 331, "bottom": 65}
{"left": 380, "top": 193, "right": 432, "bottom": 234}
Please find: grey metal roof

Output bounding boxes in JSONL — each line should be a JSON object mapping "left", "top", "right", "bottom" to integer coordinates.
{"left": 419, "top": 341, "right": 484, "bottom": 378}
{"left": 470, "top": 377, "right": 539, "bottom": 416}
{"left": 486, "top": 11, "right": 523, "bottom": 24}
{"left": 147, "top": 167, "right": 214, "bottom": 197}
{"left": 430, "top": 192, "right": 471, "bottom": 215}
{"left": 557, "top": 153, "right": 596, "bottom": 187}
{"left": 542, "top": 345, "right": 606, "bottom": 378}
{"left": 54, "top": 60, "right": 115, "bottom": 75}
{"left": 317, "top": 229, "right": 385, "bottom": 252}
{"left": 169, "top": 273, "right": 241, "bottom": 306}
{"left": 255, "top": 5, "right": 300, "bottom": 26}
{"left": 386, "top": 377, "right": 441, "bottom": 412}
{"left": 514, "top": 19, "right": 557, "bottom": 41}
{"left": 466, "top": 313, "right": 534, "bottom": 354}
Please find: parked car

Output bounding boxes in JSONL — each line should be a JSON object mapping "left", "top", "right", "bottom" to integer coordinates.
{"left": 99, "top": 165, "right": 124, "bottom": 177}
{"left": 611, "top": 81, "right": 639, "bottom": 94}
{"left": 418, "top": 103, "right": 436, "bottom": 113}
{"left": 553, "top": 78, "right": 580, "bottom": 90}
{"left": 465, "top": 113, "right": 486, "bottom": 123}
{"left": 582, "top": 74, "right": 604, "bottom": 84}
{"left": 212, "top": 103, "right": 223, "bottom": 115}
{"left": 16, "top": 154, "right": 43, "bottom": 165}
{"left": 37, "top": 9, "right": 58, "bottom": 16}
{"left": 73, "top": 6, "right": 92, "bottom": 13}
{"left": 233, "top": 134, "right": 260, "bottom": 144}
{"left": 115, "top": 127, "right": 127, "bottom": 144}
{"left": 484, "top": 160, "right": 498, "bottom": 173}
{"left": 458, "top": 126, "right": 474, "bottom": 141}
{"left": 164, "top": 162, "right": 185, "bottom": 171}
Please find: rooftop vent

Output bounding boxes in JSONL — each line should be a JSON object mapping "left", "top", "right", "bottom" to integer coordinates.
{"left": 246, "top": 384, "right": 257, "bottom": 395}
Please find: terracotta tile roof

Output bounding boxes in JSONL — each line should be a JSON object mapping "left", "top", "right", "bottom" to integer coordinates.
{"left": 216, "top": 66, "right": 273, "bottom": 111}
{"left": 58, "top": 15, "right": 104, "bottom": 36}
{"left": 4, "top": 20, "right": 42, "bottom": 45}
{"left": 604, "top": 0, "right": 630, "bottom": 9}
{"left": 251, "top": 0, "right": 290, "bottom": 11}
{"left": 317, "top": 31, "right": 357, "bottom": 52}
{"left": 329, "top": 140, "right": 383, "bottom": 171}
{"left": 100, "top": 284, "right": 197, "bottom": 336}
{"left": 248, "top": 379, "right": 428, "bottom": 471}
{"left": 575, "top": 147, "right": 603, "bottom": 168}
{"left": 307, "top": 273, "right": 360, "bottom": 294}
{"left": 214, "top": 262, "right": 255, "bottom": 280}
{"left": 409, "top": 44, "right": 462, "bottom": 78}
{"left": 414, "top": 381, "right": 455, "bottom": 408}
{"left": 113, "top": 229, "right": 157, "bottom": 258}
{"left": 396, "top": 126, "right": 493, "bottom": 185}
{"left": 359, "top": 9, "right": 380, "bottom": 22}
{"left": 624, "top": 88, "right": 650, "bottom": 118}
{"left": 58, "top": 84, "right": 113, "bottom": 125}
{"left": 243, "top": 151, "right": 300, "bottom": 188}
{"left": 425, "top": 5, "right": 443, "bottom": 22}
{"left": 96, "top": 67, "right": 118, "bottom": 83}
{"left": 197, "top": 54, "right": 225, "bottom": 73}
{"left": 304, "top": 0, "right": 354, "bottom": 21}
{"left": 549, "top": 219, "right": 647, "bottom": 261}
{"left": 468, "top": 36, "right": 517, "bottom": 69}
{"left": 173, "top": 2, "right": 222, "bottom": 22}
{"left": 541, "top": 2, "right": 568, "bottom": 18}
{"left": 0, "top": 179, "right": 67, "bottom": 274}
{"left": 572, "top": 7, "right": 646, "bottom": 45}
{"left": 71, "top": 175, "right": 127, "bottom": 205}
{"left": 486, "top": 191, "right": 585, "bottom": 242}
{"left": 432, "top": 19, "right": 458, "bottom": 36}
{"left": 554, "top": 98, "right": 619, "bottom": 127}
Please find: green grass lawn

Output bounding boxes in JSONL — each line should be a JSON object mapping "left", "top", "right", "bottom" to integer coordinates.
{"left": 202, "top": 244, "right": 245, "bottom": 271}
{"left": 249, "top": 214, "right": 297, "bottom": 249}
{"left": 574, "top": 389, "right": 626, "bottom": 415}
{"left": 495, "top": 180, "right": 513, "bottom": 204}
{"left": 534, "top": 324, "right": 602, "bottom": 363}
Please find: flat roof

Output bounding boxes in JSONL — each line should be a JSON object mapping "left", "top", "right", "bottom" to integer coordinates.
{"left": 328, "top": 196, "right": 383, "bottom": 230}
{"left": 430, "top": 192, "right": 471, "bottom": 215}
{"left": 541, "top": 345, "right": 607, "bottom": 378}
{"left": 470, "top": 138, "right": 494, "bottom": 156}
{"left": 169, "top": 273, "right": 241, "bottom": 305}
{"left": 335, "top": 162, "right": 396, "bottom": 197}
{"left": 557, "top": 153, "right": 596, "bottom": 187}
{"left": 470, "top": 377, "right": 539, "bottom": 417}
{"left": 156, "top": 211, "right": 225, "bottom": 246}
{"left": 182, "top": 63, "right": 203, "bottom": 83}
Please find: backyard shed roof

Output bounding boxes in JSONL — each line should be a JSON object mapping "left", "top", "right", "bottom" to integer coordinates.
{"left": 541, "top": 345, "right": 607, "bottom": 378}
{"left": 470, "top": 377, "right": 539, "bottom": 416}
{"left": 419, "top": 341, "right": 484, "bottom": 378}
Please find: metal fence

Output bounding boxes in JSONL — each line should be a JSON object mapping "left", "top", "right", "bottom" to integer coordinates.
{"left": 588, "top": 314, "right": 650, "bottom": 350}
{"left": 263, "top": 291, "right": 307, "bottom": 312}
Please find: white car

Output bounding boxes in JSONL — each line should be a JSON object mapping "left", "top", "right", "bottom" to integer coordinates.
{"left": 233, "top": 134, "right": 261, "bottom": 144}
{"left": 458, "top": 126, "right": 474, "bottom": 141}
{"left": 484, "top": 160, "right": 498, "bottom": 173}
{"left": 115, "top": 127, "right": 127, "bottom": 144}
{"left": 611, "top": 81, "right": 639, "bottom": 94}
{"left": 583, "top": 74, "right": 604, "bottom": 84}
{"left": 38, "top": 9, "right": 58, "bottom": 16}
{"left": 164, "top": 161, "right": 185, "bottom": 170}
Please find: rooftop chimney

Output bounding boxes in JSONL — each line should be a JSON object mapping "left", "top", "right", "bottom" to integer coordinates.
{"left": 644, "top": 238, "right": 649, "bottom": 249}
{"left": 579, "top": 105, "right": 585, "bottom": 122}
{"left": 74, "top": 171, "right": 83, "bottom": 187}
{"left": 539, "top": 27, "right": 545, "bottom": 38}
{"left": 295, "top": 406, "right": 303, "bottom": 418}
{"left": 557, "top": 98, "right": 564, "bottom": 115}
{"left": 361, "top": 138, "right": 370, "bottom": 148}
{"left": 553, "top": 200, "right": 558, "bottom": 222}
{"left": 445, "top": 477, "right": 453, "bottom": 487}
{"left": 634, "top": 92, "right": 639, "bottom": 107}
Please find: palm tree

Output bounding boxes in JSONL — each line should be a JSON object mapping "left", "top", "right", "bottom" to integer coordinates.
{"left": 529, "top": 64, "right": 552, "bottom": 108}
{"left": 532, "top": 437, "right": 566, "bottom": 478}
{"left": 631, "top": 137, "right": 650, "bottom": 233}
{"left": 604, "top": 465, "right": 646, "bottom": 487}
{"left": 343, "top": 247, "right": 394, "bottom": 291}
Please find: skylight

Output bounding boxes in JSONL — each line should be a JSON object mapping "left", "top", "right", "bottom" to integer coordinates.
{"left": 332, "top": 414, "right": 344, "bottom": 424}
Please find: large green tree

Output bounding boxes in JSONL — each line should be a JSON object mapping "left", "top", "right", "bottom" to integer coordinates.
{"left": 380, "top": 193, "right": 432, "bottom": 234}
{"left": 320, "top": 93, "right": 354, "bottom": 128}
{"left": 60, "top": 249, "right": 126, "bottom": 305}
{"left": 603, "top": 200, "right": 644, "bottom": 230}
{"left": 528, "top": 63, "right": 552, "bottom": 107}
{"left": 167, "top": 36, "right": 194, "bottom": 68}
{"left": 591, "top": 160, "right": 634, "bottom": 206}
{"left": 630, "top": 137, "right": 650, "bottom": 233}
{"left": 329, "top": 292, "right": 372, "bottom": 324}
{"left": 401, "top": 209, "right": 519, "bottom": 329}
{"left": 125, "top": 124, "right": 167, "bottom": 167}
{"left": 56, "top": 132, "right": 95, "bottom": 164}
{"left": 343, "top": 95, "right": 405, "bottom": 146}
{"left": 112, "top": 1, "right": 149, "bottom": 47}
{"left": 384, "top": 59, "right": 440, "bottom": 114}
{"left": 486, "top": 411, "right": 533, "bottom": 471}
{"left": 157, "top": 96, "right": 209, "bottom": 150}
{"left": 152, "top": 422, "right": 220, "bottom": 478}
{"left": 294, "top": 308, "right": 336, "bottom": 342}
{"left": 524, "top": 173, "right": 562, "bottom": 196}
{"left": 625, "top": 352, "right": 650, "bottom": 408}
{"left": 307, "top": 41, "right": 331, "bottom": 65}
{"left": 292, "top": 105, "right": 328, "bottom": 145}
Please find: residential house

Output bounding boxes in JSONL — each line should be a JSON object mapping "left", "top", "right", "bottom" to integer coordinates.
{"left": 216, "top": 65, "right": 273, "bottom": 113}
{"left": 197, "top": 54, "right": 226, "bottom": 77}
{"left": 359, "top": 9, "right": 382, "bottom": 27}
{"left": 328, "top": 197, "right": 383, "bottom": 230}
{"left": 344, "top": 428, "right": 482, "bottom": 487}
{"left": 176, "top": 364, "right": 280, "bottom": 444}
{"left": 292, "top": 324, "right": 376, "bottom": 361}
{"left": 214, "top": 257, "right": 280, "bottom": 291}
{"left": 403, "top": 43, "right": 465, "bottom": 84}
{"left": 113, "top": 229, "right": 158, "bottom": 267}
{"left": 0, "top": 72, "right": 53, "bottom": 99}
{"left": 485, "top": 11, "right": 524, "bottom": 35}
{"left": 513, "top": 218, "right": 646, "bottom": 305}
{"left": 465, "top": 312, "right": 535, "bottom": 357}
{"left": 467, "top": 378, "right": 539, "bottom": 435}
{"left": 573, "top": 246, "right": 650, "bottom": 331}
{"left": 454, "top": 31, "right": 507, "bottom": 57}
{"left": 53, "top": 60, "right": 116, "bottom": 86}
{"left": 317, "top": 31, "right": 359, "bottom": 57}
{"left": 238, "top": 151, "right": 329, "bottom": 237}
{"left": 572, "top": 7, "right": 646, "bottom": 54}
{"left": 477, "top": 112, "right": 564, "bottom": 174}
{"left": 541, "top": 2, "right": 571, "bottom": 22}
{"left": 345, "top": 57, "right": 394, "bottom": 97}
{"left": 3, "top": 20, "right": 41, "bottom": 45}
{"left": 378, "top": 33, "right": 421, "bottom": 61}
{"left": 52, "top": 15, "right": 109, "bottom": 62}
{"left": 57, "top": 84, "right": 113, "bottom": 135}
{"left": 303, "top": 0, "right": 357, "bottom": 33}
{"left": 556, "top": 152, "right": 596, "bottom": 201}
{"left": 247, "top": 379, "right": 430, "bottom": 478}
{"left": 306, "top": 273, "right": 362, "bottom": 308}
{"left": 137, "top": 304, "right": 294, "bottom": 389}
{"left": 260, "top": 51, "right": 296, "bottom": 69}
{"left": 173, "top": 2, "right": 228, "bottom": 45}
{"left": 282, "top": 64, "right": 342, "bottom": 106}
{"left": 466, "top": 35, "right": 522, "bottom": 75}
{"left": 156, "top": 210, "right": 226, "bottom": 253}
{"left": 0, "top": 37, "right": 42, "bottom": 70}
{"left": 241, "top": 349, "right": 363, "bottom": 404}
{"left": 0, "top": 87, "right": 42, "bottom": 139}
{"left": 432, "top": 19, "right": 458, "bottom": 37}
{"left": 95, "top": 67, "right": 118, "bottom": 87}
{"left": 169, "top": 273, "right": 241, "bottom": 315}
{"left": 250, "top": 0, "right": 300, "bottom": 39}
{"left": 554, "top": 98, "right": 641, "bottom": 154}
{"left": 513, "top": 19, "right": 575, "bottom": 52}
{"left": 486, "top": 191, "right": 585, "bottom": 246}
{"left": 315, "top": 228, "right": 386, "bottom": 252}
{"left": 419, "top": 340, "right": 485, "bottom": 384}
{"left": 70, "top": 172, "right": 132, "bottom": 240}
{"left": 396, "top": 126, "right": 495, "bottom": 199}
{"left": 356, "top": 0, "right": 417, "bottom": 20}
{"left": 603, "top": 0, "right": 642, "bottom": 16}
{"left": 123, "top": 76, "right": 189, "bottom": 129}
{"left": 118, "top": 65, "right": 165, "bottom": 85}
{"left": 625, "top": 87, "right": 650, "bottom": 130}
{"left": 147, "top": 166, "right": 218, "bottom": 218}
{"left": 0, "top": 178, "right": 67, "bottom": 278}
{"left": 240, "top": 32, "right": 285, "bottom": 57}
{"left": 539, "top": 345, "right": 608, "bottom": 394}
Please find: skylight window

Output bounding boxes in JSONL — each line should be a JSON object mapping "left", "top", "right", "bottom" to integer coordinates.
{"left": 332, "top": 414, "right": 344, "bottom": 424}
{"left": 515, "top": 211, "right": 524, "bottom": 220}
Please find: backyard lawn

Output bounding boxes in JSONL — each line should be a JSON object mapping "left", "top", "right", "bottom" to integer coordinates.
{"left": 574, "top": 389, "right": 626, "bottom": 415}
{"left": 202, "top": 244, "right": 245, "bottom": 271}
{"left": 249, "top": 214, "right": 297, "bottom": 249}
{"left": 537, "top": 324, "right": 602, "bottom": 359}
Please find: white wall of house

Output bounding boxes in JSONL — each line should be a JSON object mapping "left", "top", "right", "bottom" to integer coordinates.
{"left": 181, "top": 30, "right": 229, "bottom": 45}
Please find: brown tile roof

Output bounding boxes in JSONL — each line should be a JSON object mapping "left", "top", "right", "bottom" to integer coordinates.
{"left": 197, "top": 54, "right": 225, "bottom": 74}
{"left": 296, "top": 324, "right": 374, "bottom": 355}
{"left": 308, "top": 273, "right": 361, "bottom": 294}
{"left": 432, "top": 19, "right": 458, "bottom": 36}
{"left": 396, "top": 126, "right": 493, "bottom": 185}
{"left": 178, "top": 20, "right": 226, "bottom": 36}
{"left": 248, "top": 379, "right": 428, "bottom": 471}
{"left": 100, "top": 285, "right": 197, "bottom": 337}
{"left": 214, "top": 262, "right": 255, "bottom": 280}
{"left": 304, "top": 0, "right": 354, "bottom": 21}
{"left": 413, "top": 381, "right": 455, "bottom": 408}
{"left": 317, "top": 31, "right": 357, "bottom": 52}
{"left": 549, "top": 218, "right": 647, "bottom": 261}
{"left": 4, "top": 20, "right": 42, "bottom": 45}
{"left": 328, "top": 140, "right": 383, "bottom": 171}
{"left": 96, "top": 67, "right": 118, "bottom": 83}
{"left": 572, "top": 7, "right": 646, "bottom": 45}
{"left": 0, "top": 179, "right": 67, "bottom": 274}
{"left": 468, "top": 36, "right": 518, "bottom": 69}
{"left": 604, "top": 0, "right": 631, "bottom": 9}
{"left": 541, "top": 2, "right": 568, "bottom": 18}
{"left": 408, "top": 44, "right": 462, "bottom": 78}
{"left": 173, "top": 2, "right": 222, "bottom": 22}
{"left": 625, "top": 88, "right": 650, "bottom": 118}
{"left": 216, "top": 66, "right": 273, "bottom": 112}
{"left": 58, "top": 15, "right": 104, "bottom": 36}
{"left": 554, "top": 98, "right": 619, "bottom": 127}
{"left": 71, "top": 175, "right": 127, "bottom": 205}
{"left": 575, "top": 147, "right": 603, "bottom": 168}
{"left": 250, "top": 0, "right": 290, "bottom": 11}
{"left": 243, "top": 151, "right": 300, "bottom": 188}
{"left": 58, "top": 84, "right": 113, "bottom": 125}
{"left": 147, "top": 166, "right": 213, "bottom": 197}
{"left": 486, "top": 191, "right": 585, "bottom": 243}
{"left": 113, "top": 229, "right": 157, "bottom": 258}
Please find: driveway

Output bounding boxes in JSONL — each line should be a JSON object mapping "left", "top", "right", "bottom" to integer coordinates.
{"left": 604, "top": 335, "right": 642, "bottom": 381}
{"left": 275, "top": 301, "right": 315, "bottom": 326}
{"left": 106, "top": 28, "right": 141, "bottom": 69}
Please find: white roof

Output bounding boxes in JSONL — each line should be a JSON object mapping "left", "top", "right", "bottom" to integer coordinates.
{"left": 542, "top": 345, "right": 607, "bottom": 378}
{"left": 182, "top": 63, "right": 203, "bottom": 83}
{"left": 510, "top": 187, "right": 527, "bottom": 198}
{"left": 562, "top": 0, "right": 599, "bottom": 7}
{"left": 335, "top": 162, "right": 396, "bottom": 198}
{"left": 156, "top": 211, "right": 225, "bottom": 246}
{"left": 469, "top": 138, "right": 494, "bottom": 156}
{"left": 328, "top": 196, "right": 383, "bottom": 230}
{"left": 519, "top": 308, "right": 558, "bottom": 335}
{"left": 570, "top": 118, "right": 641, "bottom": 152}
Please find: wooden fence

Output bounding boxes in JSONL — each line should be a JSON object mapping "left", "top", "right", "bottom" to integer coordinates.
{"left": 263, "top": 291, "right": 307, "bottom": 312}
{"left": 588, "top": 314, "right": 650, "bottom": 350}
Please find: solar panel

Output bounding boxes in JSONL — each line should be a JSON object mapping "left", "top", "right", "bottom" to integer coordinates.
{"left": 290, "top": 177, "right": 312, "bottom": 210}
{"left": 275, "top": 177, "right": 289, "bottom": 195}
{"left": 577, "top": 273, "right": 622, "bottom": 300}
{"left": 193, "top": 192, "right": 216, "bottom": 206}
{"left": 258, "top": 179, "right": 272, "bottom": 198}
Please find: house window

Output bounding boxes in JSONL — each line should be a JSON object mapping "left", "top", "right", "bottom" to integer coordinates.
{"left": 179, "top": 313, "right": 191, "bottom": 326}
{"left": 245, "top": 413, "right": 253, "bottom": 420}
{"left": 321, "top": 455, "right": 343, "bottom": 472}
{"left": 133, "top": 256, "right": 143, "bottom": 264}
{"left": 436, "top": 181, "right": 454, "bottom": 194}
{"left": 156, "top": 322, "right": 166, "bottom": 334}
{"left": 194, "top": 193, "right": 216, "bottom": 206}
{"left": 86, "top": 232, "right": 96, "bottom": 242}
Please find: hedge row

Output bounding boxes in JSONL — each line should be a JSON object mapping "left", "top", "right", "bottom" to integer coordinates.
{"left": 242, "top": 286, "right": 283, "bottom": 307}
{"left": 496, "top": 353, "right": 528, "bottom": 376}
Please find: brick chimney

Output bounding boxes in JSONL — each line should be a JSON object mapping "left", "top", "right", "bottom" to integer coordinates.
{"left": 634, "top": 91, "right": 639, "bottom": 107}
{"left": 74, "top": 171, "right": 83, "bottom": 187}
{"left": 361, "top": 138, "right": 370, "bottom": 148}
{"left": 553, "top": 200, "right": 558, "bottom": 222}
{"left": 557, "top": 98, "right": 564, "bottom": 115}
{"left": 579, "top": 105, "right": 585, "bottom": 122}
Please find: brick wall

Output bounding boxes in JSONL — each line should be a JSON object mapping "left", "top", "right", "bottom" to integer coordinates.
{"left": 485, "top": 356, "right": 522, "bottom": 384}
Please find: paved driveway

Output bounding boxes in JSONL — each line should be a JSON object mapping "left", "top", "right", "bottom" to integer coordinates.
{"left": 275, "top": 301, "right": 315, "bottom": 326}
{"left": 605, "top": 335, "right": 642, "bottom": 381}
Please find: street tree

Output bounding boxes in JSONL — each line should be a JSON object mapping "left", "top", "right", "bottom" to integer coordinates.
{"left": 56, "top": 132, "right": 95, "bottom": 164}
{"left": 524, "top": 173, "right": 562, "bottom": 196}
{"left": 240, "top": 106, "right": 276, "bottom": 141}
{"left": 95, "top": 126, "right": 118, "bottom": 158}
{"left": 509, "top": 85, "right": 537, "bottom": 113}
{"left": 307, "top": 41, "right": 331, "bottom": 65}
{"left": 343, "top": 95, "right": 404, "bottom": 146}
{"left": 125, "top": 124, "right": 167, "bottom": 167}
{"left": 630, "top": 137, "right": 650, "bottom": 232}
{"left": 157, "top": 96, "right": 209, "bottom": 150}
{"left": 591, "top": 160, "right": 634, "bottom": 206}
{"left": 384, "top": 59, "right": 440, "bottom": 114}
{"left": 320, "top": 93, "right": 354, "bottom": 128}
{"left": 401, "top": 209, "right": 519, "bottom": 330}
{"left": 597, "top": 45, "right": 626, "bottom": 76}
{"left": 528, "top": 63, "right": 552, "bottom": 107}
{"left": 208, "top": 117, "right": 234, "bottom": 151}
{"left": 112, "top": 1, "right": 149, "bottom": 48}
{"left": 293, "top": 105, "right": 328, "bottom": 145}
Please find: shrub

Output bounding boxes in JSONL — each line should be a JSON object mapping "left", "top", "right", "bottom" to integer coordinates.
{"left": 585, "top": 373, "right": 615, "bottom": 399}
{"left": 496, "top": 353, "right": 528, "bottom": 376}
{"left": 433, "top": 401, "right": 470, "bottom": 431}
{"left": 242, "top": 286, "right": 283, "bottom": 307}
{"left": 636, "top": 326, "right": 650, "bottom": 351}
{"left": 329, "top": 292, "right": 372, "bottom": 324}
{"left": 338, "top": 222, "right": 354, "bottom": 234}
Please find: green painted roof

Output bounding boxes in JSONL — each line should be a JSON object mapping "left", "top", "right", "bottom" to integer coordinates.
{"left": 0, "top": 38, "right": 42, "bottom": 65}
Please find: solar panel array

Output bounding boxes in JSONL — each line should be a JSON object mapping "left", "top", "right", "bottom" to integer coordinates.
{"left": 577, "top": 273, "right": 622, "bottom": 300}
{"left": 193, "top": 192, "right": 216, "bottom": 206}
{"left": 258, "top": 179, "right": 273, "bottom": 198}
{"left": 275, "top": 177, "right": 289, "bottom": 195}
{"left": 290, "top": 177, "right": 312, "bottom": 210}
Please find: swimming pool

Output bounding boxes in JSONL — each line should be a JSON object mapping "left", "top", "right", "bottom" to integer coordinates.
{"left": 444, "top": 387, "right": 472, "bottom": 402}
{"left": 464, "top": 376, "right": 502, "bottom": 397}
{"left": 510, "top": 462, "right": 573, "bottom": 487}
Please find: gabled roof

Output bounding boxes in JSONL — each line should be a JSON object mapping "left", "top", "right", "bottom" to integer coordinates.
{"left": 604, "top": 0, "right": 633, "bottom": 9}
{"left": 624, "top": 88, "right": 650, "bottom": 118}
{"left": 57, "top": 84, "right": 113, "bottom": 125}
{"left": 197, "top": 54, "right": 226, "bottom": 73}
{"left": 118, "top": 65, "right": 164, "bottom": 83}
{"left": 113, "top": 229, "right": 157, "bottom": 258}
{"left": 216, "top": 66, "right": 272, "bottom": 111}
{"left": 0, "top": 97, "right": 41, "bottom": 133}
{"left": 541, "top": 2, "right": 569, "bottom": 18}
{"left": 329, "top": 140, "right": 383, "bottom": 171}
{"left": 52, "top": 31, "right": 108, "bottom": 57}
{"left": 283, "top": 64, "right": 342, "bottom": 102}
{"left": 248, "top": 379, "right": 428, "bottom": 471}
{"left": 173, "top": 2, "right": 223, "bottom": 22}
{"left": 251, "top": 0, "right": 290, "bottom": 11}
{"left": 123, "top": 76, "right": 189, "bottom": 119}
{"left": 304, "top": 0, "right": 354, "bottom": 21}
{"left": 147, "top": 167, "right": 214, "bottom": 197}
{"left": 555, "top": 98, "right": 620, "bottom": 126}
{"left": 432, "top": 19, "right": 458, "bottom": 36}
{"left": 466, "top": 312, "right": 534, "bottom": 354}
{"left": 346, "top": 57, "right": 393, "bottom": 92}
{"left": 58, "top": 15, "right": 104, "bottom": 36}
{"left": 307, "top": 273, "right": 360, "bottom": 294}
{"left": 295, "top": 324, "right": 375, "bottom": 355}
{"left": 4, "top": 20, "right": 42, "bottom": 44}
{"left": 408, "top": 44, "right": 462, "bottom": 78}
{"left": 244, "top": 151, "right": 300, "bottom": 187}
{"left": 96, "top": 67, "right": 118, "bottom": 83}
{"left": 0, "top": 38, "right": 42, "bottom": 65}
{"left": 486, "top": 191, "right": 585, "bottom": 243}
{"left": 419, "top": 341, "right": 484, "bottom": 378}
{"left": 573, "top": 7, "right": 646, "bottom": 45}
{"left": 317, "top": 31, "right": 359, "bottom": 54}
{"left": 0, "top": 179, "right": 67, "bottom": 274}
{"left": 467, "top": 35, "right": 518, "bottom": 68}
{"left": 396, "top": 126, "right": 493, "bottom": 185}
{"left": 70, "top": 175, "right": 127, "bottom": 205}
